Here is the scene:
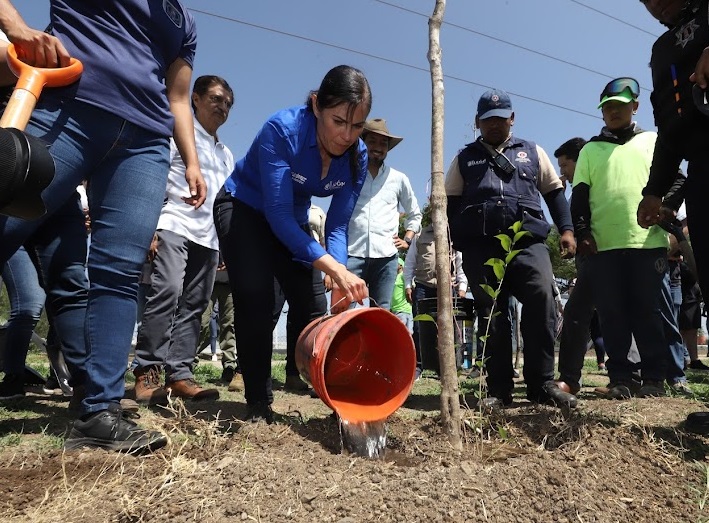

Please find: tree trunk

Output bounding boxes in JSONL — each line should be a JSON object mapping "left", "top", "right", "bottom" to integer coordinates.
{"left": 428, "top": 0, "right": 461, "bottom": 450}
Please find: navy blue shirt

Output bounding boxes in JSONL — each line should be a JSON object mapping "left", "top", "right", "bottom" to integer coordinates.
{"left": 223, "top": 105, "right": 367, "bottom": 265}
{"left": 48, "top": 0, "right": 197, "bottom": 137}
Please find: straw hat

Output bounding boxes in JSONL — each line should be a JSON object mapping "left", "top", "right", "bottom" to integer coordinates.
{"left": 362, "top": 118, "right": 403, "bottom": 151}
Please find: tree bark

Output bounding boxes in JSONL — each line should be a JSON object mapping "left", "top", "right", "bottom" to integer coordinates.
{"left": 428, "top": 0, "right": 461, "bottom": 450}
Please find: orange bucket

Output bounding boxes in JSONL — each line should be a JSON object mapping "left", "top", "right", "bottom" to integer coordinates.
{"left": 296, "top": 308, "right": 416, "bottom": 423}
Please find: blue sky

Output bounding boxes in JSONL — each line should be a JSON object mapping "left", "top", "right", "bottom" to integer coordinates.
{"left": 16, "top": 1, "right": 662, "bottom": 208}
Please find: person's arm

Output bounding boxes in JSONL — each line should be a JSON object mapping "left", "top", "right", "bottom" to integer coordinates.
{"left": 445, "top": 155, "right": 464, "bottom": 225}
{"left": 400, "top": 174, "right": 422, "bottom": 240}
{"left": 166, "top": 57, "right": 206, "bottom": 209}
{"left": 0, "top": 0, "right": 69, "bottom": 68}
{"left": 403, "top": 235, "right": 417, "bottom": 289}
{"left": 569, "top": 148, "right": 597, "bottom": 256}
{"left": 689, "top": 46, "right": 709, "bottom": 89}
{"left": 0, "top": 34, "right": 15, "bottom": 86}
{"left": 453, "top": 250, "right": 468, "bottom": 297}
{"left": 660, "top": 170, "right": 686, "bottom": 213}
{"left": 638, "top": 136, "right": 684, "bottom": 228}
{"left": 538, "top": 145, "right": 575, "bottom": 257}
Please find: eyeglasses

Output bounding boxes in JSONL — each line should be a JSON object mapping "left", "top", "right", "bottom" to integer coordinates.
{"left": 600, "top": 77, "right": 640, "bottom": 101}
{"left": 207, "top": 94, "right": 233, "bottom": 109}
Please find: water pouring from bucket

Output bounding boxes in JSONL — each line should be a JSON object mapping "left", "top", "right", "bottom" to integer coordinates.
{"left": 295, "top": 307, "right": 416, "bottom": 458}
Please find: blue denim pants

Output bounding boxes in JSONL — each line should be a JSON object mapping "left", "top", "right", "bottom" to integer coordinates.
{"left": 1, "top": 246, "right": 46, "bottom": 375}
{"left": 0, "top": 99, "right": 170, "bottom": 414}
{"left": 346, "top": 255, "right": 399, "bottom": 310}
{"left": 587, "top": 248, "right": 680, "bottom": 385}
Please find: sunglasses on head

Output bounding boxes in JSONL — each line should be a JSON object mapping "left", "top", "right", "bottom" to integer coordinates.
{"left": 600, "top": 77, "right": 640, "bottom": 101}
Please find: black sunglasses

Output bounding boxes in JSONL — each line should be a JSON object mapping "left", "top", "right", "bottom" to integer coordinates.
{"left": 600, "top": 77, "right": 640, "bottom": 101}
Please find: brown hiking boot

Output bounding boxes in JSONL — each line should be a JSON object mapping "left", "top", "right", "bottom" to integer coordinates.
{"left": 133, "top": 366, "right": 168, "bottom": 405}
{"left": 167, "top": 378, "right": 219, "bottom": 401}
{"left": 228, "top": 372, "right": 244, "bottom": 392}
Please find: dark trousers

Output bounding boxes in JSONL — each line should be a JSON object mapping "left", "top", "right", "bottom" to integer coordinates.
{"left": 557, "top": 254, "right": 596, "bottom": 388}
{"left": 411, "top": 283, "right": 438, "bottom": 371}
{"left": 214, "top": 191, "right": 327, "bottom": 405}
{"left": 462, "top": 239, "right": 557, "bottom": 399}
{"left": 685, "top": 159, "right": 709, "bottom": 303}
{"left": 586, "top": 248, "right": 675, "bottom": 384}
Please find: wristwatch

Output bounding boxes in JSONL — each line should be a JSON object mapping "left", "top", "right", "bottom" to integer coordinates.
{"left": 404, "top": 237, "right": 412, "bottom": 245}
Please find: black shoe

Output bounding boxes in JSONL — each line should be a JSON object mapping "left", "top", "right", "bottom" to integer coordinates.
{"left": 64, "top": 404, "right": 167, "bottom": 454}
{"left": 689, "top": 360, "right": 709, "bottom": 372}
{"left": 529, "top": 381, "right": 578, "bottom": 408}
{"left": 0, "top": 373, "right": 25, "bottom": 400}
{"left": 220, "top": 367, "right": 235, "bottom": 384}
{"left": 685, "top": 411, "right": 709, "bottom": 435}
{"left": 243, "top": 401, "right": 274, "bottom": 424}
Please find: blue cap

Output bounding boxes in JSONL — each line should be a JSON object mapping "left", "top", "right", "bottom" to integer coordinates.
{"left": 477, "top": 89, "right": 513, "bottom": 120}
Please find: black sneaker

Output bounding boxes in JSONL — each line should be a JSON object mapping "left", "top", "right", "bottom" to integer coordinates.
{"left": 689, "top": 360, "right": 709, "bottom": 372}
{"left": 530, "top": 381, "right": 578, "bottom": 408}
{"left": 64, "top": 404, "right": 167, "bottom": 454}
{"left": 0, "top": 373, "right": 25, "bottom": 400}
{"left": 220, "top": 366, "right": 235, "bottom": 384}
{"left": 243, "top": 401, "right": 274, "bottom": 424}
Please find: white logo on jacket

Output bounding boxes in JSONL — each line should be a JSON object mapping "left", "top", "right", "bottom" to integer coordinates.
{"left": 324, "top": 180, "right": 346, "bottom": 191}
{"left": 467, "top": 159, "right": 487, "bottom": 167}
{"left": 292, "top": 172, "right": 306, "bottom": 184}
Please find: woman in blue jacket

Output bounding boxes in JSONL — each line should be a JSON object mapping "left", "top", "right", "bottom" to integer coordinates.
{"left": 215, "top": 65, "right": 371, "bottom": 423}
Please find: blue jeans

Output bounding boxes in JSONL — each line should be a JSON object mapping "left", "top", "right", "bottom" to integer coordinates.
{"left": 346, "top": 255, "right": 399, "bottom": 310}
{"left": 587, "top": 248, "right": 679, "bottom": 384}
{"left": 1, "top": 247, "right": 46, "bottom": 375}
{"left": 0, "top": 99, "right": 170, "bottom": 414}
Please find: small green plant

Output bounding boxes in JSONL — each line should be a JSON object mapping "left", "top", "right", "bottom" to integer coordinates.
{"left": 476, "top": 221, "right": 530, "bottom": 414}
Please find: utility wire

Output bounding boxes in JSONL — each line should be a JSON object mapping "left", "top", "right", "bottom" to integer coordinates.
{"left": 374, "top": 0, "right": 652, "bottom": 92}
{"left": 188, "top": 8, "right": 600, "bottom": 120}
{"left": 567, "top": 0, "right": 661, "bottom": 38}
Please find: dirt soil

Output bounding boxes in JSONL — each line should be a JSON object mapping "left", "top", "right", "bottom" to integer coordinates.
{"left": 0, "top": 381, "right": 708, "bottom": 523}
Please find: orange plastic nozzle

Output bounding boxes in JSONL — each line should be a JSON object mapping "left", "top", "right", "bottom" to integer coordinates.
{"left": 6, "top": 43, "right": 83, "bottom": 99}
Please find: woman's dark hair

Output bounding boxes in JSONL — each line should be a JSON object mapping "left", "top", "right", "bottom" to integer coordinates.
{"left": 191, "top": 75, "right": 234, "bottom": 112}
{"left": 554, "top": 137, "right": 587, "bottom": 162}
{"left": 306, "top": 65, "right": 372, "bottom": 181}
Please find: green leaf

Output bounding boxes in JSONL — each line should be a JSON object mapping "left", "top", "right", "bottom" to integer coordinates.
{"left": 498, "top": 426, "right": 509, "bottom": 440}
{"left": 479, "top": 335, "right": 489, "bottom": 342}
{"left": 484, "top": 258, "right": 506, "bottom": 281}
{"left": 494, "top": 234, "right": 512, "bottom": 252}
{"left": 509, "top": 221, "right": 522, "bottom": 234}
{"left": 513, "top": 230, "right": 532, "bottom": 244}
{"left": 479, "top": 283, "right": 497, "bottom": 299}
{"left": 475, "top": 360, "right": 485, "bottom": 368}
{"left": 505, "top": 249, "right": 522, "bottom": 264}
{"left": 413, "top": 314, "right": 435, "bottom": 323}
{"left": 490, "top": 311, "right": 501, "bottom": 318}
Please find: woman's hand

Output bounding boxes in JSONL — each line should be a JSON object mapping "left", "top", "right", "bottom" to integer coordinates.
{"left": 329, "top": 266, "right": 368, "bottom": 314}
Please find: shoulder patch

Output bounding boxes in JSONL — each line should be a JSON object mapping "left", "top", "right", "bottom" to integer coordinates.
{"left": 163, "top": 0, "right": 184, "bottom": 28}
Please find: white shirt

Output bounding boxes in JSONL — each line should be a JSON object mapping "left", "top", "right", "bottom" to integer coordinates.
{"left": 403, "top": 234, "right": 467, "bottom": 292}
{"left": 157, "top": 118, "right": 234, "bottom": 250}
{"left": 347, "top": 163, "right": 421, "bottom": 258}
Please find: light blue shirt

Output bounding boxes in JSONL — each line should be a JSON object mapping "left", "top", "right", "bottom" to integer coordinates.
{"left": 223, "top": 105, "right": 367, "bottom": 265}
{"left": 348, "top": 163, "right": 421, "bottom": 258}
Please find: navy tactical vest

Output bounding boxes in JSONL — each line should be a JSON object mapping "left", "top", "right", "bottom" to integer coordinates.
{"left": 450, "top": 137, "right": 550, "bottom": 250}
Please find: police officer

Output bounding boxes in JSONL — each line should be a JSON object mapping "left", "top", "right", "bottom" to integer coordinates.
{"left": 445, "top": 89, "right": 577, "bottom": 409}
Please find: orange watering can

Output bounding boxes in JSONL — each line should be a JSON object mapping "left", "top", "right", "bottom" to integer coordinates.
{"left": 0, "top": 44, "right": 83, "bottom": 219}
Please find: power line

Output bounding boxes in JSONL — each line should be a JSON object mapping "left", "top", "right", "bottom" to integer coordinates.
{"left": 187, "top": 8, "right": 600, "bottom": 120}
{"left": 373, "top": 0, "right": 652, "bottom": 92}
{"left": 567, "top": 0, "right": 661, "bottom": 38}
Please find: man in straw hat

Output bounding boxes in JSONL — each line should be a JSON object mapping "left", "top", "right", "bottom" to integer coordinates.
{"left": 344, "top": 118, "right": 421, "bottom": 310}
